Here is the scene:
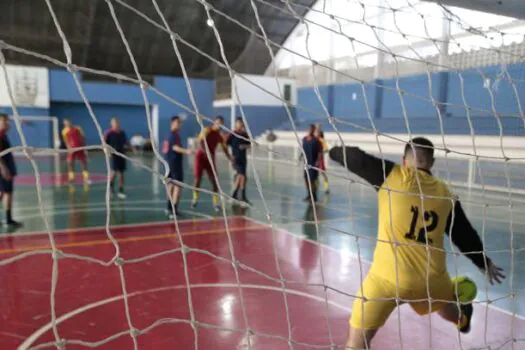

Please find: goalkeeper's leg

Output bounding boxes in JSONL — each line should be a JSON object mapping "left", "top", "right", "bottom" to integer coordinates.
{"left": 347, "top": 273, "right": 398, "bottom": 349}
{"left": 411, "top": 276, "right": 473, "bottom": 334}
{"left": 346, "top": 327, "right": 378, "bottom": 350}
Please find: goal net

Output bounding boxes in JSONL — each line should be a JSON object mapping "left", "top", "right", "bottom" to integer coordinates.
{"left": 1, "top": 0, "right": 524, "bottom": 349}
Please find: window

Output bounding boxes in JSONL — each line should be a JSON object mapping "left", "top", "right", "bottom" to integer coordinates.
{"left": 283, "top": 84, "right": 292, "bottom": 102}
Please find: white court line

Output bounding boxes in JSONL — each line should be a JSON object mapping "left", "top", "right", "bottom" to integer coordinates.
{"left": 0, "top": 215, "right": 242, "bottom": 239}
{"left": 18, "top": 283, "right": 351, "bottom": 350}
{"left": 14, "top": 206, "right": 216, "bottom": 222}
{"left": 242, "top": 216, "right": 525, "bottom": 321}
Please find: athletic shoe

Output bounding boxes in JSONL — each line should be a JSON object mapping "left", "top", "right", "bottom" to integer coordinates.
{"left": 241, "top": 197, "right": 252, "bottom": 206}
{"left": 325, "top": 188, "right": 330, "bottom": 195}
{"left": 117, "top": 192, "right": 127, "bottom": 199}
{"left": 3, "top": 220, "right": 23, "bottom": 228}
{"left": 191, "top": 200, "right": 198, "bottom": 209}
{"left": 459, "top": 303, "right": 473, "bottom": 333}
{"left": 303, "top": 196, "right": 317, "bottom": 203}
{"left": 165, "top": 209, "right": 178, "bottom": 219}
{"left": 214, "top": 205, "right": 221, "bottom": 213}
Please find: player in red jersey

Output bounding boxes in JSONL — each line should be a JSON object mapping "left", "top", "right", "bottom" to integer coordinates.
{"left": 314, "top": 124, "right": 330, "bottom": 194}
{"left": 62, "top": 119, "right": 91, "bottom": 184}
{"left": 191, "top": 116, "right": 232, "bottom": 212}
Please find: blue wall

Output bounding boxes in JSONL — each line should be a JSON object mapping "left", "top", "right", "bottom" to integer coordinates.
{"left": 215, "top": 105, "right": 296, "bottom": 137}
{"left": 47, "top": 70, "right": 214, "bottom": 148}
{"left": 1, "top": 70, "right": 215, "bottom": 148}
{"left": 50, "top": 103, "right": 148, "bottom": 146}
{"left": 295, "top": 62, "right": 525, "bottom": 136}
{"left": 297, "top": 87, "right": 329, "bottom": 122}
{"left": 0, "top": 108, "right": 52, "bottom": 148}
{"left": 153, "top": 77, "right": 214, "bottom": 148}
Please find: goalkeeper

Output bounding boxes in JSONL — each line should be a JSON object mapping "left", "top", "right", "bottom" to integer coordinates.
{"left": 329, "top": 138, "right": 505, "bottom": 349}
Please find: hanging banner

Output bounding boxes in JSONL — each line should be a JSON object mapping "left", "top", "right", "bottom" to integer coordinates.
{"left": 0, "top": 65, "right": 49, "bottom": 108}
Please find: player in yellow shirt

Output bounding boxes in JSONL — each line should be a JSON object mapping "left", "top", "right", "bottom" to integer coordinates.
{"left": 329, "top": 137, "right": 505, "bottom": 349}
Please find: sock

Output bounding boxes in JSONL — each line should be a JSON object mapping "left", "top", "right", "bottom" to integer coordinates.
{"left": 192, "top": 190, "right": 199, "bottom": 202}
{"left": 82, "top": 170, "right": 90, "bottom": 181}
{"left": 212, "top": 194, "right": 220, "bottom": 207}
{"left": 6, "top": 209, "right": 12, "bottom": 223}
{"left": 241, "top": 188, "right": 246, "bottom": 199}
{"left": 458, "top": 314, "right": 468, "bottom": 329}
{"left": 167, "top": 199, "right": 172, "bottom": 211}
{"left": 68, "top": 171, "right": 75, "bottom": 181}
{"left": 110, "top": 180, "right": 115, "bottom": 192}
{"left": 119, "top": 186, "right": 124, "bottom": 193}
{"left": 232, "top": 187, "right": 239, "bottom": 199}
{"left": 323, "top": 179, "right": 329, "bottom": 190}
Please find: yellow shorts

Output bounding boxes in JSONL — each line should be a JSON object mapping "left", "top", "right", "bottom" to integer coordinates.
{"left": 350, "top": 272, "right": 455, "bottom": 330}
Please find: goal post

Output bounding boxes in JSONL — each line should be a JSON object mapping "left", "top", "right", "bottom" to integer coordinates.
{"left": 6, "top": 115, "right": 60, "bottom": 151}
{"left": 7, "top": 115, "right": 61, "bottom": 186}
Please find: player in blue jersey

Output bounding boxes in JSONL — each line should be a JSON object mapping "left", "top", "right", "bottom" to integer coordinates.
{"left": 163, "top": 116, "right": 192, "bottom": 218}
{"left": 0, "top": 114, "right": 21, "bottom": 227}
{"left": 104, "top": 117, "right": 129, "bottom": 199}
{"left": 301, "top": 124, "right": 323, "bottom": 203}
{"left": 227, "top": 117, "right": 251, "bottom": 204}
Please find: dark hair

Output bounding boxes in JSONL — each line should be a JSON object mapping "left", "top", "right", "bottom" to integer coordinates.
{"left": 404, "top": 137, "right": 434, "bottom": 166}
{"left": 0, "top": 113, "right": 8, "bottom": 120}
{"left": 215, "top": 115, "right": 224, "bottom": 122}
{"left": 308, "top": 124, "right": 316, "bottom": 136}
{"left": 235, "top": 117, "right": 243, "bottom": 122}
{"left": 171, "top": 115, "right": 180, "bottom": 122}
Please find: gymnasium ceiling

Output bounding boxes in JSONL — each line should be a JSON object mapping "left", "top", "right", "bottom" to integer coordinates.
{"left": 0, "top": 0, "right": 316, "bottom": 80}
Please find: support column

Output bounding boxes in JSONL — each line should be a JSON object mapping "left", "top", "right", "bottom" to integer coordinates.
{"left": 373, "top": 0, "right": 386, "bottom": 120}
{"left": 438, "top": 14, "right": 451, "bottom": 117}
{"left": 230, "top": 75, "right": 236, "bottom": 129}
{"left": 327, "top": 0, "right": 335, "bottom": 117}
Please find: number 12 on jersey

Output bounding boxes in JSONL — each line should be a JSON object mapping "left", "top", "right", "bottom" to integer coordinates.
{"left": 405, "top": 206, "right": 439, "bottom": 244}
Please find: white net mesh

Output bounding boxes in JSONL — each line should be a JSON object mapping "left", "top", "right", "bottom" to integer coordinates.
{"left": 0, "top": 0, "right": 524, "bottom": 349}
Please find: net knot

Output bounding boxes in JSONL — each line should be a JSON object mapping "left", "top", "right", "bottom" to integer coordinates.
{"left": 66, "top": 63, "right": 79, "bottom": 73}
{"left": 102, "top": 144, "right": 113, "bottom": 157}
{"left": 55, "top": 339, "right": 67, "bottom": 350}
{"left": 181, "top": 245, "right": 191, "bottom": 254}
{"left": 130, "top": 327, "right": 141, "bottom": 338}
{"left": 53, "top": 249, "right": 64, "bottom": 260}
{"left": 114, "top": 257, "right": 125, "bottom": 266}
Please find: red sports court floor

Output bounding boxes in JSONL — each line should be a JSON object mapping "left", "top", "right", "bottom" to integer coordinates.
{"left": 1, "top": 216, "right": 523, "bottom": 349}
{"left": 15, "top": 172, "right": 107, "bottom": 186}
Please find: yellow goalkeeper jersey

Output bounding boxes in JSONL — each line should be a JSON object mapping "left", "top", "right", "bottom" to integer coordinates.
{"left": 369, "top": 164, "right": 454, "bottom": 286}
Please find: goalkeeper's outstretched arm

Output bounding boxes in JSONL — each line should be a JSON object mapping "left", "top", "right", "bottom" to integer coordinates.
{"left": 329, "top": 146, "right": 396, "bottom": 190}
{"left": 445, "top": 201, "right": 505, "bottom": 285}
